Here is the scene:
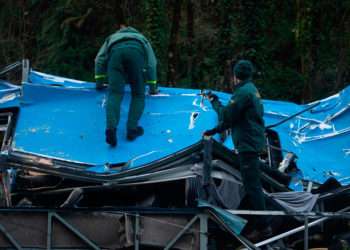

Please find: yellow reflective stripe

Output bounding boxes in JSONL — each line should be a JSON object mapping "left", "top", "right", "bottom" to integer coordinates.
{"left": 95, "top": 74, "right": 107, "bottom": 79}
{"left": 146, "top": 80, "right": 157, "bottom": 85}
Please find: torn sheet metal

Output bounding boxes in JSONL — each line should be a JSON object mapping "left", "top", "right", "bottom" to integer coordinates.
{"left": 1, "top": 70, "right": 350, "bottom": 185}
{"left": 8, "top": 71, "right": 218, "bottom": 170}
{"left": 214, "top": 86, "right": 350, "bottom": 185}
{"left": 265, "top": 87, "right": 350, "bottom": 185}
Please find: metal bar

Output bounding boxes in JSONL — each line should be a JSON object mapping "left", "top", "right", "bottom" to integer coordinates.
{"left": 304, "top": 216, "right": 308, "bottom": 250}
{"left": 134, "top": 213, "right": 140, "bottom": 250}
{"left": 0, "top": 223, "right": 22, "bottom": 250}
{"left": 307, "top": 181, "right": 313, "bottom": 192}
{"left": 164, "top": 215, "right": 199, "bottom": 250}
{"left": 1, "top": 170, "right": 12, "bottom": 207}
{"left": 21, "top": 59, "right": 30, "bottom": 83}
{"left": 255, "top": 206, "right": 350, "bottom": 247}
{"left": 0, "top": 207, "right": 199, "bottom": 215}
{"left": 266, "top": 101, "right": 321, "bottom": 129}
{"left": 255, "top": 217, "right": 323, "bottom": 247}
{"left": 2, "top": 113, "right": 14, "bottom": 151}
{"left": 266, "top": 136, "right": 273, "bottom": 168}
{"left": 227, "top": 209, "right": 350, "bottom": 218}
{"left": 199, "top": 214, "right": 208, "bottom": 250}
{"left": 207, "top": 210, "right": 257, "bottom": 250}
{"left": 319, "top": 200, "right": 325, "bottom": 232}
{"left": 202, "top": 137, "right": 213, "bottom": 187}
{"left": 52, "top": 213, "right": 101, "bottom": 250}
{"left": 47, "top": 212, "right": 53, "bottom": 250}
{"left": 0, "top": 61, "right": 22, "bottom": 76}
{"left": 266, "top": 143, "right": 293, "bottom": 154}
{"left": 324, "top": 104, "right": 350, "bottom": 123}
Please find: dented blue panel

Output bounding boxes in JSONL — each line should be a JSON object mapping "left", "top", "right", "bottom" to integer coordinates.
{"left": 208, "top": 86, "right": 350, "bottom": 185}
{"left": 264, "top": 88, "right": 350, "bottom": 185}
{"left": 13, "top": 71, "right": 218, "bottom": 169}
{"left": 2, "top": 70, "right": 350, "bottom": 185}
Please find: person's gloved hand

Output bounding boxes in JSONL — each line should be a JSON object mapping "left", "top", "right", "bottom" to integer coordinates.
{"left": 149, "top": 87, "right": 160, "bottom": 95}
{"left": 203, "top": 91, "right": 218, "bottom": 102}
{"left": 96, "top": 80, "right": 107, "bottom": 91}
{"left": 148, "top": 82, "right": 160, "bottom": 95}
{"left": 96, "top": 84, "right": 106, "bottom": 91}
{"left": 95, "top": 76, "right": 108, "bottom": 91}
{"left": 203, "top": 128, "right": 218, "bottom": 137}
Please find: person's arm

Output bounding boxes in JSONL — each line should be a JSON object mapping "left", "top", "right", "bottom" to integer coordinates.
{"left": 210, "top": 95, "right": 224, "bottom": 116}
{"left": 94, "top": 39, "right": 109, "bottom": 89}
{"left": 203, "top": 93, "right": 229, "bottom": 136}
{"left": 204, "top": 92, "right": 250, "bottom": 136}
{"left": 221, "top": 92, "right": 250, "bottom": 125}
{"left": 143, "top": 39, "right": 158, "bottom": 94}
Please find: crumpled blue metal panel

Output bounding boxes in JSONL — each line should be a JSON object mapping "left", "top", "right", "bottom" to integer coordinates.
{"left": 266, "top": 88, "right": 350, "bottom": 185}
{"left": 1, "top": 70, "right": 350, "bottom": 185}
{"left": 13, "top": 71, "right": 217, "bottom": 170}
{"left": 217, "top": 86, "right": 350, "bottom": 185}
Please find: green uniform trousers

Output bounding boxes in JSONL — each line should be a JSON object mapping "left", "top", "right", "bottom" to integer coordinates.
{"left": 106, "top": 44, "right": 145, "bottom": 130}
{"left": 239, "top": 152, "right": 268, "bottom": 229}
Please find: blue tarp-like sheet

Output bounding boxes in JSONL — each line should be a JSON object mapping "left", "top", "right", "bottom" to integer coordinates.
{"left": 1, "top": 71, "right": 349, "bottom": 185}
{"left": 198, "top": 200, "right": 247, "bottom": 235}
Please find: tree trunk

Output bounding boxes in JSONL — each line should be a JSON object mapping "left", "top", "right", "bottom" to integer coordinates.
{"left": 334, "top": 14, "right": 350, "bottom": 92}
{"left": 217, "top": 0, "right": 234, "bottom": 91}
{"left": 187, "top": 0, "right": 196, "bottom": 88}
{"left": 296, "top": 0, "right": 314, "bottom": 102}
{"left": 145, "top": 0, "right": 165, "bottom": 81}
{"left": 167, "top": 0, "right": 182, "bottom": 87}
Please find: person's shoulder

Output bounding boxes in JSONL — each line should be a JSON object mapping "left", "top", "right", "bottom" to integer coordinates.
{"left": 244, "top": 80, "right": 256, "bottom": 87}
{"left": 243, "top": 81, "right": 258, "bottom": 92}
{"left": 234, "top": 81, "right": 258, "bottom": 100}
{"left": 244, "top": 81, "right": 262, "bottom": 99}
{"left": 236, "top": 81, "right": 251, "bottom": 93}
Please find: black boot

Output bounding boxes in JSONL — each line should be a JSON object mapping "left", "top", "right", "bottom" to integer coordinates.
{"left": 127, "top": 126, "right": 144, "bottom": 141}
{"left": 106, "top": 128, "right": 117, "bottom": 147}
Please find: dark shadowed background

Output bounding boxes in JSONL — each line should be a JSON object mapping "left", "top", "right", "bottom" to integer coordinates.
{"left": 0, "top": 0, "right": 349, "bottom": 103}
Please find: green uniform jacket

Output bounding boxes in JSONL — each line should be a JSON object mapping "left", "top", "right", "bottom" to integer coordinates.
{"left": 94, "top": 27, "right": 157, "bottom": 85}
{"left": 211, "top": 80, "right": 266, "bottom": 153}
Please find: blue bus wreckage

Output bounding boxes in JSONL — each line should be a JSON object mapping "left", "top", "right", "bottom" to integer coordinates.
{"left": 0, "top": 60, "right": 349, "bottom": 249}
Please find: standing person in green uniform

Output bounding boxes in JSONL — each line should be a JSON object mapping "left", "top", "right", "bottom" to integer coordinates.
{"left": 95, "top": 23, "right": 158, "bottom": 147}
{"left": 203, "top": 60, "right": 272, "bottom": 239}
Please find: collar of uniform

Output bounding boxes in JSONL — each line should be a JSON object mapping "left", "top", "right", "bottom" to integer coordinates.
{"left": 234, "top": 79, "right": 251, "bottom": 90}
{"left": 118, "top": 26, "right": 139, "bottom": 34}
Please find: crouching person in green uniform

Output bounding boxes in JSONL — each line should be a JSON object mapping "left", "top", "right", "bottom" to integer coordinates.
{"left": 95, "top": 24, "right": 158, "bottom": 147}
{"left": 203, "top": 60, "right": 272, "bottom": 240}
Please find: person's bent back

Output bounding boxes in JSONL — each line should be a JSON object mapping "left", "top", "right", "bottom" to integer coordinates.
{"left": 94, "top": 24, "right": 158, "bottom": 147}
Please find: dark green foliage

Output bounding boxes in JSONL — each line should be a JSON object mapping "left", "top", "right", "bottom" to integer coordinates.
{"left": 144, "top": 0, "right": 168, "bottom": 81}
{"left": 0, "top": 0, "right": 349, "bottom": 103}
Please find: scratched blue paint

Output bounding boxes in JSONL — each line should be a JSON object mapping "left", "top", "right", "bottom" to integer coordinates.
{"left": 1, "top": 70, "right": 350, "bottom": 185}
{"left": 14, "top": 71, "right": 218, "bottom": 170}
{"left": 265, "top": 88, "right": 350, "bottom": 185}
{"left": 217, "top": 87, "right": 350, "bottom": 185}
